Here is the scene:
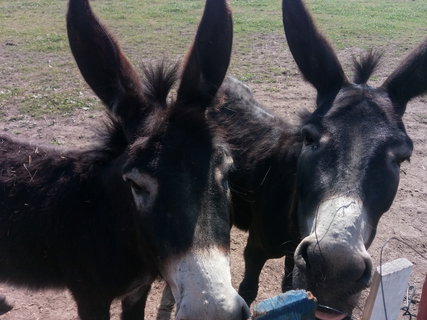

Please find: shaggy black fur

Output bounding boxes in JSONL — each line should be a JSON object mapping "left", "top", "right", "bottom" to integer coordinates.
{"left": 352, "top": 49, "right": 383, "bottom": 85}
{"left": 203, "top": 0, "right": 427, "bottom": 316}
{"left": 0, "top": 0, "right": 239, "bottom": 319}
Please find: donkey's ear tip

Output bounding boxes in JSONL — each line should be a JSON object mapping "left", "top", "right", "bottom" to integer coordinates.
{"left": 67, "top": 0, "right": 86, "bottom": 15}
{"left": 176, "top": 0, "right": 233, "bottom": 107}
{"left": 67, "top": 0, "right": 91, "bottom": 12}
{"left": 381, "top": 39, "right": 427, "bottom": 110}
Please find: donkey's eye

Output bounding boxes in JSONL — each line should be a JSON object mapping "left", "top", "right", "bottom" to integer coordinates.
{"left": 129, "top": 180, "right": 146, "bottom": 193}
{"left": 389, "top": 144, "right": 412, "bottom": 167}
{"left": 303, "top": 133, "right": 315, "bottom": 146}
{"left": 395, "top": 155, "right": 411, "bottom": 166}
{"left": 301, "top": 125, "right": 320, "bottom": 150}
{"left": 123, "top": 170, "right": 159, "bottom": 211}
{"left": 122, "top": 170, "right": 158, "bottom": 196}
{"left": 126, "top": 179, "right": 153, "bottom": 201}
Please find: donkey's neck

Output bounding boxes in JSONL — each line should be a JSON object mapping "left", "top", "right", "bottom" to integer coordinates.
{"left": 209, "top": 78, "right": 302, "bottom": 242}
{"left": 211, "top": 77, "right": 301, "bottom": 187}
{"left": 0, "top": 134, "right": 129, "bottom": 219}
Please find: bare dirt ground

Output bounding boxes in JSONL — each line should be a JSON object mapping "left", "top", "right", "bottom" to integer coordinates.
{"left": 0, "top": 33, "right": 426, "bottom": 319}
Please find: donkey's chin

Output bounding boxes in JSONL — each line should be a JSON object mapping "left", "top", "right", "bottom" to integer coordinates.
{"left": 292, "top": 268, "right": 359, "bottom": 318}
{"left": 175, "top": 293, "right": 249, "bottom": 320}
{"left": 162, "top": 247, "right": 250, "bottom": 320}
{"left": 313, "top": 291, "right": 359, "bottom": 320}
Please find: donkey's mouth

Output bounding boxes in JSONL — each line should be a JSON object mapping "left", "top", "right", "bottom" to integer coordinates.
{"left": 315, "top": 305, "right": 349, "bottom": 320}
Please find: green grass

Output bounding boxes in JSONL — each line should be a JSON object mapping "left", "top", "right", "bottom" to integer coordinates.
{"left": 19, "top": 92, "right": 97, "bottom": 118}
{"left": 0, "top": 0, "right": 426, "bottom": 120}
{"left": 1, "top": 0, "right": 425, "bottom": 53}
{"left": 307, "top": 0, "right": 427, "bottom": 49}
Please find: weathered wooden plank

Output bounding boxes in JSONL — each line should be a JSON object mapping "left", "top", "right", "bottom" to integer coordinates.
{"left": 418, "top": 275, "right": 427, "bottom": 320}
{"left": 362, "top": 258, "right": 413, "bottom": 320}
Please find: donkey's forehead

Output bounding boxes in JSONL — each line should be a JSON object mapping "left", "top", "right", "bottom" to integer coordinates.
{"left": 129, "top": 136, "right": 154, "bottom": 155}
{"left": 127, "top": 128, "right": 227, "bottom": 169}
{"left": 324, "top": 85, "right": 397, "bottom": 124}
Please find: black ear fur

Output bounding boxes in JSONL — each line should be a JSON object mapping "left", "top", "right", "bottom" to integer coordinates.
{"left": 177, "top": 0, "right": 233, "bottom": 107}
{"left": 382, "top": 39, "right": 427, "bottom": 115}
{"left": 282, "top": 0, "right": 347, "bottom": 106}
{"left": 67, "top": 0, "right": 145, "bottom": 120}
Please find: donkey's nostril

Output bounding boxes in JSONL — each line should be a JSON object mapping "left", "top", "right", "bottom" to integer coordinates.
{"left": 241, "top": 304, "right": 251, "bottom": 320}
{"left": 356, "top": 256, "right": 373, "bottom": 288}
{"left": 295, "top": 241, "right": 311, "bottom": 272}
{"left": 237, "top": 295, "right": 251, "bottom": 320}
{"left": 302, "top": 246, "right": 310, "bottom": 270}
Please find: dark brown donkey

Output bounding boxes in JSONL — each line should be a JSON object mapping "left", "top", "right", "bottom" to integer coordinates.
{"left": 0, "top": 0, "right": 251, "bottom": 319}
{"left": 208, "top": 0, "right": 427, "bottom": 318}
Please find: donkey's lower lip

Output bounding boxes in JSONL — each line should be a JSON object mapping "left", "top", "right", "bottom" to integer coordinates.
{"left": 315, "top": 305, "right": 348, "bottom": 320}
{"left": 315, "top": 311, "right": 347, "bottom": 320}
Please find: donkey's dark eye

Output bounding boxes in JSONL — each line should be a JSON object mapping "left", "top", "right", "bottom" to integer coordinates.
{"left": 395, "top": 155, "right": 411, "bottom": 166}
{"left": 301, "top": 125, "right": 319, "bottom": 150}
{"left": 129, "top": 180, "right": 148, "bottom": 194}
{"left": 389, "top": 144, "right": 412, "bottom": 167}
{"left": 130, "top": 180, "right": 140, "bottom": 190}
{"left": 303, "top": 133, "right": 315, "bottom": 146}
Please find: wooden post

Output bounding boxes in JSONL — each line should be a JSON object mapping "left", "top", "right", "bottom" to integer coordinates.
{"left": 362, "top": 258, "right": 413, "bottom": 320}
{"left": 418, "top": 275, "right": 427, "bottom": 320}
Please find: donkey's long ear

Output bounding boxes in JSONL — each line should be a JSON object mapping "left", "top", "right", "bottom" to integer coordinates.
{"left": 176, "top": 0, "right": 233, "bottom": 107}
{"left": 67, "top": 0, "right": 145, "bottom": 122}
{"left": 282, "top": 0, "right": 347, "bottom": 105}
{"left": 382, "top": 39, "right": 427, "bottom": 116}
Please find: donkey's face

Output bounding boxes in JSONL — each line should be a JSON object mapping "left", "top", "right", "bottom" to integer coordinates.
{"left": 122, "top": 114, "right": 240, "bottom": 319}
{"left": 297, "top": 85, "right": 413, "bottom": 243}
{"left": 283, "top": 0, "right": 427, "bottom": 317}
{"left": 295, "top": 84, "right": 413, "bottom": 314}
{"left": 67, "top": 0, "right": 249, "bottom": 319}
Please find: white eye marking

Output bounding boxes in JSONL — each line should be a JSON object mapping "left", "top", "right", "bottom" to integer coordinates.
{"left": 223, "top": 153, "right": 233, "bottom": 167}
{"left": 214, "top": 147, "right": 233, "bottom": 188}
{"left": 320, "top": 134, "right": 330, "bottom": 144}
{"left": 215, "top": 168, "right": 224, "bottom": 185}
{"left": 123, "top": 169, "right": 158, "bottom": 211}
{"left": 226, "top": 188, "right": 231, "bottom": 202}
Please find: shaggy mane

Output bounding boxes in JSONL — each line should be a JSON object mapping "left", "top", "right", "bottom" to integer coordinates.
{"left": 95, "top": 113, "right": 128, "bottom": 156}
{"left": 141, "top": 61, "right": 179, "bottom": 108}
{"left": 92, "top": 61, "right": 180, "bottom": 160}
{"left": 352, "top": 49, "right": 383, "bottom": 84}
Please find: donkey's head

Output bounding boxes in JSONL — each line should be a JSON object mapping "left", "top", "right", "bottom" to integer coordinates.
{"left": 282, "top": 0, "right": 427, "bottom": 317}
{"left": 67, "top": 1, "right": 249, "bottom": 319}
